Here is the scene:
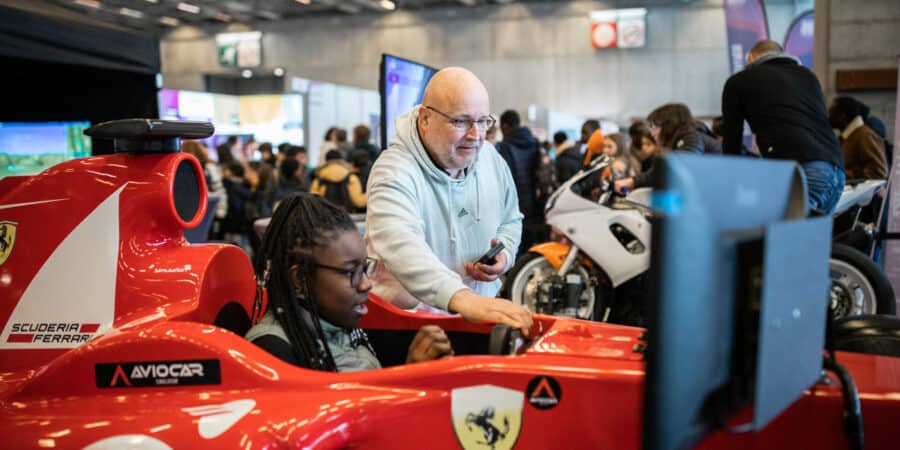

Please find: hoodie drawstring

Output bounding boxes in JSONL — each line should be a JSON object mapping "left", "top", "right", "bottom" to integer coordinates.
{"left": 447, "top": 178, "right": 456, "bottom": 249}
{"left": 474, "top": 169, "right": 481, "bottom": 223}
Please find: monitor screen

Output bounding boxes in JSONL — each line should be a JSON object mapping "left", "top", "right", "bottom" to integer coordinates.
{"left": 158, "top": 88, "right": 217, "bottom": 122}
{"left": 0, "top": 122, "right": 91, "bottom": 178}
{"left": 380, "top": 54, "right": 438, "bottom": 150}
{"left": 642, "top": 154, "right": 831, "bottom": 450}
{"left": 158, "top": 89, "right": 305, "bottom": 154}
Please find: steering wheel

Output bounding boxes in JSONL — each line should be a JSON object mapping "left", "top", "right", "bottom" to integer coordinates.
{"left": 488, "top": 324, "right": 528, "bottom": 355}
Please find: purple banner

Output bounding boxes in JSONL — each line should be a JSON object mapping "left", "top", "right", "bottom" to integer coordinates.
{"left": 784, "top": 10, "right": 814, "bottom": 69}
{"left": 724, "top": 0, "right": 770, "bottom": 74}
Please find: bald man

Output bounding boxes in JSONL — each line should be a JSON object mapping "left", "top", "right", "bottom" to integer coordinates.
{"left": 721, "top": 39, "right": 844, "bottom": 214}
{"left": 365, "top": 67, "right": 533, "bottom": 336}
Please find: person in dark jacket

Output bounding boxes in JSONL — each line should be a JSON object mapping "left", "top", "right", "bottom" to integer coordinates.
{"left": 615, "top": 103, "right": 701, "bottom": 193}
{"left": 352, "top": 125, "right": 380, "bottom": 162}
{"left": 721, "top": 39, "right": 844, "bottom": 214}
{"left": 496, "top": 110, "right": 543, "bottom": 258}
{"left": 221, "top": 161, "right": 258, "bottom": 254}
{"left": 273, "top": 158, "right": 307, "bottom": 205}
{"left": 695, "top": 121, "right": 723, "bottom": 154}
{"left": 555, "top": 138, "right": 583, "bottom": 184}
{"left": 556, "top": 120, "right": 599, "bottom": 183}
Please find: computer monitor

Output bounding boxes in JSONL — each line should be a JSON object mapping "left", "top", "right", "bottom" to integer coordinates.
{"left": 379, "top": 54, "right": 438, "bottom": 150}
{"left": 0, "top": 121, "right": 91, "bottom": 178}
{"left": 642, "top": 154, "right": 832, "bottom": 450}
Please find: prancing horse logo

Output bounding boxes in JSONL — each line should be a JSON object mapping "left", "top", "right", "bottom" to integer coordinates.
{"left": 451, "top": 385, "right": 523, "bottom": 450}
{"left": 0, "top": 221, "right": 17, "bottom": 266}
{"left": 465, "top": 406, "right": 509, "bottom": 449}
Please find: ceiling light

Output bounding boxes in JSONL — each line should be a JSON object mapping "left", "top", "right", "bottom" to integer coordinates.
{"left": 74, "top": 0, "right": 101, "bottom": 8}
{"left": 159, "top": 16, "right": 180, "bottom": 26}
{"left": 241, "top": 70, "right": 253, "bottom": 78}
{"left": 295, "top": 0, "right": 311, "bottom": 4}
{"left": 273, "top": 67, "right": 285, "bottom": 77}
{"left": 119, "top": 8, "right": 144, "bottom": 19}
{"left": 214, "top": 12, "right": 232, "bottom": 22}
{"left": 145, "top": 0, "right": 158, "bottom": 3}
{"left": 176, "top": 2, "right": 200, "bottom": 14}
{"left": 379, "top": 0, "right": 396, "bottom": 11}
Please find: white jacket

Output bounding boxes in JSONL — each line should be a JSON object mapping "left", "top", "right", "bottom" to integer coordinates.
{"left": 366, "top": 105, "right": 523, "bottom": 311}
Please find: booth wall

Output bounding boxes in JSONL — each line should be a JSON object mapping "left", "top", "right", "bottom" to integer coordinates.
{"left": 162, "top": 1, "right": 741, "bottom": 126}
{"left": 815, "top": 0, "right": 900, "bottom": 139}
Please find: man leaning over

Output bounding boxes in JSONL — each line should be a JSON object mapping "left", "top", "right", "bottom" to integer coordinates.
{"left": 721, "top": 39, "right": 845, "bottom": 214}
{"left": 366, "top": 67, "right": 533, "bottom": 336}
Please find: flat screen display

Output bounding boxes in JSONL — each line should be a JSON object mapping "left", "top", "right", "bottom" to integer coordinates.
{"left": 0, "top": 122, "right": 91, "bottom": 178}
{"left": 157, "top": 89, "right": 305, "bottom": 155}
{"left": 380, "top": 54, "right": 438, "bottom": 149}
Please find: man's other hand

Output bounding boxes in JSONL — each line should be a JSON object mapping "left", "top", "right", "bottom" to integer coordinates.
{"left": 407, "top": 325, "right": 454, "bottom": 363}
{"left": 448, "top": 290, "right": 533, "bottom": 338}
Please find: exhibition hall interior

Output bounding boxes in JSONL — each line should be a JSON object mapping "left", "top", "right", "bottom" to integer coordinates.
{"left": 1, "top": 0, "right": 899, "bottom": 449}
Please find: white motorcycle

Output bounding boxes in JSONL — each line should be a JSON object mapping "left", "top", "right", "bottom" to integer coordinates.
{"left": 501, "top": 156, "right": 895, "bottom": 324}
{"left": 830, "top": 179, "right": 896, "bottom": 317}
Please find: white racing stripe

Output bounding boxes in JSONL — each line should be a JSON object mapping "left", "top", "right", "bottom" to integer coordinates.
{"left": 0, "top": 198, "right": 69, "bottom": 210}
{"left": 0, "top": 187, "right": 122, "bottom": 349}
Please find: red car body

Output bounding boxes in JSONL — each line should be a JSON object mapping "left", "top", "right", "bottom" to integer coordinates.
{"left": 0, "top": 151, "right": 898, "bottom": 449}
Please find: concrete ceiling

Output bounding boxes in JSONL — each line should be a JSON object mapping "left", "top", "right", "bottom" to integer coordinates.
{"left": 22, "top": 0, "right": 555, "bottom": 33}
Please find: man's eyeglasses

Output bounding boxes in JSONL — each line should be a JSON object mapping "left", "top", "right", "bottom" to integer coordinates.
{"left": 314, "top": 257, "right": 377, "bottom": 288}
{"left": 425, "top": 106, "right": 495, "bottom": 132}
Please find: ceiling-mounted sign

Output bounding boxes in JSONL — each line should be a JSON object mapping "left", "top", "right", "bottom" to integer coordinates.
{"left": 589, "top": 8, "right": 647, "bottom": 49}
{"left": 216, "top": 31, "right": 262, "bottom": 68}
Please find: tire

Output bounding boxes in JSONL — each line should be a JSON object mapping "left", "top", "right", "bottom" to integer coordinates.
{"left": 832, "top": 315, "right": 900, "bottom": 357}
{"left": 829, "top": 243, "right": 896, "bottom": 318}
{"left": 501, "top": 252, "right": 595, "bottom": 319}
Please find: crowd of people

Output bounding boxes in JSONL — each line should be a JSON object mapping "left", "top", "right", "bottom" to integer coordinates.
{"left": 181, "top": 125, "right": 379, "bottom": 255}
{"left": 181, "top": 40, "right": 893, "bottom": 373}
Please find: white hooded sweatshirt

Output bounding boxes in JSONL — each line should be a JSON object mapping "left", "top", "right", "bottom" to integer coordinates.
{"left": 366, "top": 105, "right": 523, "bottom": 311}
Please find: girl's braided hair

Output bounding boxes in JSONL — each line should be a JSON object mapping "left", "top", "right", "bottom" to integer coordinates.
{"left": 254, "top": 193, "right": 356, "bottom": 371}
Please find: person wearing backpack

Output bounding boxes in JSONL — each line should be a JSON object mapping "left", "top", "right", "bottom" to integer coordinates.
{"left": 496, "top": 109, "right": 544, "bottom": 259}
{"left": 310, "top": 149, "right": 367, "bottom": 212}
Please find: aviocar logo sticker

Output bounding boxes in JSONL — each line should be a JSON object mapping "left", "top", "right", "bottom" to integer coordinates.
{"left": 526, "top": 375, "right": 562, "bottom": 410}
{"left": 0, "top": 221, "right": 16, "bottom": 266}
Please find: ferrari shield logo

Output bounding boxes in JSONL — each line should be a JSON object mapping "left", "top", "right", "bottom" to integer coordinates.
{"left": 451, "top": 385, "right": 523, "bottom": 450}
{"left": 0, "top": 221, "right": 16, "bottom": 266}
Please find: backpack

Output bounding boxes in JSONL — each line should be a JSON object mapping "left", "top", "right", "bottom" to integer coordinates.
{"left": 320, "top": 175, "right": 355, "bottom": 212}
{"left": 534, "top": 149, "right": 559, "bottom": 209}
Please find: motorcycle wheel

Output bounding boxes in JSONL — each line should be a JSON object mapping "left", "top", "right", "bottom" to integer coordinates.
{"left": 501, "top": 252, "right": 595, "bottom": 320}
{"left": 830, "top": 243, "right": 896, "bottom": 318}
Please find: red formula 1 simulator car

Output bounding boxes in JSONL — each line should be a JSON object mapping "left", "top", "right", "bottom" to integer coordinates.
{"left": 1, "top": 119, "right": 898, "bottom": 450}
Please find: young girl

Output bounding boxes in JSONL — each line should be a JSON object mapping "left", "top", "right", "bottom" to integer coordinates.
{"left": 600, "top": 133, "right": 638, "bottom": 180}
{"left": 245, "top": 193, "right": 452, "bottom": 372}
{"left": 628, "top": 122, "right": 658, "bottom": 176}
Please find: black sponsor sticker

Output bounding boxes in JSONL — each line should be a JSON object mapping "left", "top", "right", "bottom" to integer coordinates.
{"left": 95, "top": 359, "right": 221, "bottom": 388}
{"left": 526, "top": 376, "right": 562, "bottom": 410}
